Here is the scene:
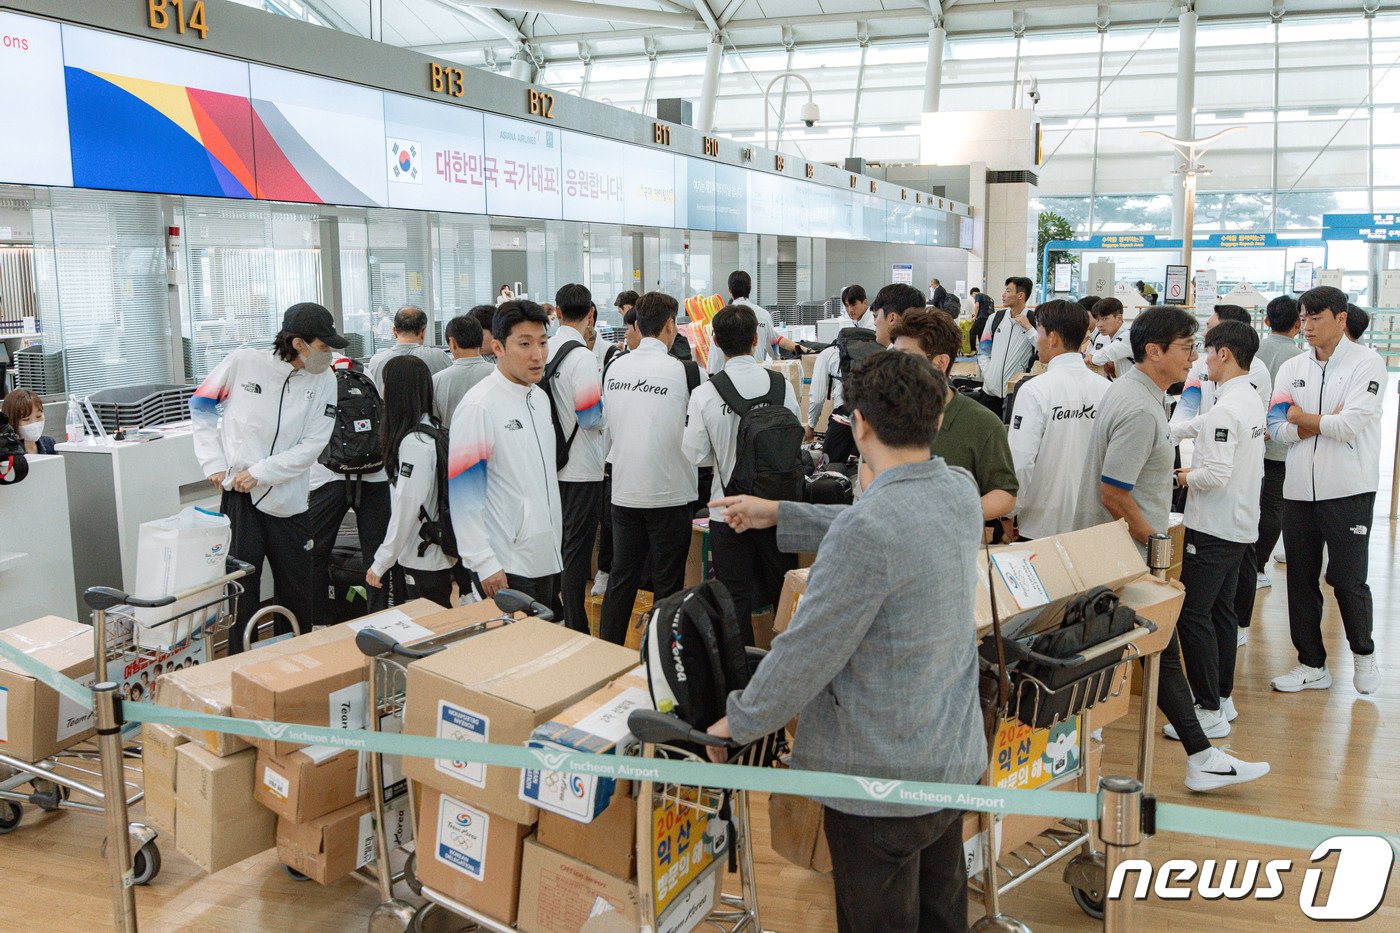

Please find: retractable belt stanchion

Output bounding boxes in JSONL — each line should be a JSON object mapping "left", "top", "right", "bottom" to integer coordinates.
{"left": 1098, "top": 776, "right": 1148, "bottom": 933}
{"left": 1137, "top": 533, "right": 1173, "bottom": 796}
{"left": 95, "top": 682, "right": 139, "bottom": 932}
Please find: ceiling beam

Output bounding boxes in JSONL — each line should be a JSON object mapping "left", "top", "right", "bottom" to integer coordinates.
{"left": 691, "top": 0, "right": 722, "bottom": 36}
{"left": 299, "top": 0, "right": 366, "bottom": 36}
{"left": 444, "top": 0, "right": 702, "bottom": 31}
{"left": 421, "top": 0, "right": 528, "bottom": 44}
{"left": 717, "top": 0, "right": 747, "bottom": 29}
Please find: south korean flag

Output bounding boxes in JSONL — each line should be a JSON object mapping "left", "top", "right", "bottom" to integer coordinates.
{"left": 387, "top": 138, "right": 423, "bottom": 184}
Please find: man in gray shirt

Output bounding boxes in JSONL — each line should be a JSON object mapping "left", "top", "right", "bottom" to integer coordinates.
{"left": 366, "top": 305, "right": 450, "bottom": 391}
{"left": 1073, "top": 305, "right": 1269, "bottom": 793}
{"left": 433, "top": 312, "right": 495, "bottom": 424}
{"left": 708, "top": 351, "right": 985, "bottom": 933}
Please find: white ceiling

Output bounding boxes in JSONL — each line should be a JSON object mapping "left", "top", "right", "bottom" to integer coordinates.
{"left": 296, "top": 0, "right": 1386, "bottom": 66}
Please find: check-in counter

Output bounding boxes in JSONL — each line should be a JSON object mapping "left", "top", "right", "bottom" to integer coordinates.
{"left": 0, "top": 453, "right": 78, "bottom": 628}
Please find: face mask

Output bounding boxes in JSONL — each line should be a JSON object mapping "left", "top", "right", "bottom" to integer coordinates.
{"left": 300, "top": 343, "right": 334, "bottom": 374}
{"left": 19, "top": 422, "right": 44, "bottom": 442}
{"left": 546, "top": 317, "right": 560, "bottom": 337}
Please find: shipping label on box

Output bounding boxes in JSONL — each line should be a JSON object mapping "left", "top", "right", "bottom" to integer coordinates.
{"left": 346, "top": 609, "right": 434, "bottom": 644}
{"left": 57, "top": 672, "right": 96, "bottom": 741}
{"left": 435, "top": 701, "right": 489, "bottom": 789}
{"left": 991, "top": 716, "right": 1081, "bottom": 791}
{"left": 521, "top": 684, "right": 651, "bottom": 822}
{"left": 436, "top": 794, "right": 491, "bottom": 881}
{"left": 989, "top": 551, "right": 1050, "bottom": 612}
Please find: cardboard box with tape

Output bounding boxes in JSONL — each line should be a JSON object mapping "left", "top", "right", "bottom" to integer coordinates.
{"left": 254, "top": 745, "right": 367, "bottom": 823}
{"left": 402, "top": 620, "right": 638, "bottom": 825}
{"left": 175, "top": 743, "right": 276, "bottom": 873}
{"left": 0, "top": 616, "right": 98, "bottom": 763}
{"left": 517, "top": 836, "right": 642, "bottom": 933}
{"left": 584, "top": 591, "right": 653, "bottom": 646}
{"left": 772, "top": 568, "right": 809, "bottom": 635}
{"left": 276, "top": 795, "right": 412, "bottom": 885}
{"left": 141, "top": 722, "right": 186, "bottom": 837}
{"left": 416, "top": 786, "right": 532, "bottom": 926}
{"left": 536, "top": 790, "right": 638, "bottom": 881}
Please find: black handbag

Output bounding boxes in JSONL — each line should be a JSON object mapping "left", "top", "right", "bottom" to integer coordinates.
{"left": 1012, "top": 587, "right": 1137, "bottom": 727}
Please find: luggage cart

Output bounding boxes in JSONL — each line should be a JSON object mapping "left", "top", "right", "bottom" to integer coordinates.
{"left": 351, "top": 589, "right": 556, "bottom": 933}
{"left": 970, "top": 618, "right": 1158, "bottom": 931}
{"left": 0, "top": 557, "right": 285, "bottom": 885}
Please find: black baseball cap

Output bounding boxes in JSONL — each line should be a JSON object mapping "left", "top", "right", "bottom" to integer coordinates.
{"left": 282, "top": 302, "right": 348, "bottom": 349}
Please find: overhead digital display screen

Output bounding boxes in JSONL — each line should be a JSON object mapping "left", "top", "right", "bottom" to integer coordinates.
{"left": 712, "top": 164, "right": 749, "bottom": 234}
{"left": 560, "top": 129, "right": 624, "bottom": 224}
{"left": 0, "top": 13, "right": 71, "bottom": 188}
{"left": 483, "top": 113, "right": 562, "bottom": 220}
{"left": 684, "top": 159, "right": 715, "bottom": 232}
{"left": 383, "top": 92, "right": 486, "bottom": 215}
{"left": 622, "top": 144, "right": 677, "bottom": 228}
{"left": 250, "top": 64, "right": 387, "bottom": 207}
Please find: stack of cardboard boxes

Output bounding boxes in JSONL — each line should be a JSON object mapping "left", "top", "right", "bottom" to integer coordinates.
{"left": 0, "top": 617, "right": 98, "bottom": 764}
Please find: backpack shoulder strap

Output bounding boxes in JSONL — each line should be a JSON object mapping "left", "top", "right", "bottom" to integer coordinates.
{"left": 544, "top": 340, "right": 586, "bottom": 383}
{"left": 682, "top": 359, "right": 701, "bottom": 395}
{"left": 710, "top": 371, "right": 751, "bottom": 416}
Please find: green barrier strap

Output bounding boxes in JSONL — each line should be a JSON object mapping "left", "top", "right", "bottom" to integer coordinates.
{"left": 1156, "top": 803, "right": 1400, "bottom": 855}
{"left": 124, "top": 701, "right": 1095, "bottom": 820}
{"left": 0, "top": 634, "right": 92, "bottom": 710}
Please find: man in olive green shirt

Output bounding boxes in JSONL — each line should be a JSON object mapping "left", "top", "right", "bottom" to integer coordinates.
{"left": 890, "top": 309, "right": 1018, "bottom": 521}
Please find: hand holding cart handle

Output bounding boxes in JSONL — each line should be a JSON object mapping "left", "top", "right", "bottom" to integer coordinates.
{"left": 354, "top": 589, "right": 554, "bottom": 660}
{"left": 626, "top": 708, "right": 737, "bottom": 749}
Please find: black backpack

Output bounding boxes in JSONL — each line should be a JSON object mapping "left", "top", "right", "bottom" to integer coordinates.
{"left": 319, "top": 362, "right": 384, "bottom": 475}
{"left": 542, "top": 341, "right": 591, "bottom": 471}
{"left": 405, "top": 421, "right": 458, "bottom": 560}
{"left": 640, "top": 580, "right": 750, "bottom": 731}
{"left": 710, "top": 370, "right": 804, "bottom": 501}
{"left": 832, "top": 327, "right": 882, "bottom": 388}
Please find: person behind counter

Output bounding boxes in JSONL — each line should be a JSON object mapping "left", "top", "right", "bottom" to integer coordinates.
{"left": 190, "top": 302, "right": 343, "bottom": 652}
{"left": 707, "top": 350, "right": 985, "bottom": 933}
{"left": 2, "top": 389, "right": 55, "bottom": 454}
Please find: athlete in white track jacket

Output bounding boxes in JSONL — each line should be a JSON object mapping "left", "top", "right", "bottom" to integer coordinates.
{"left": 1170, "top": 355, "right": 1272, "bottom": 441}
{"left": 1007, "top": 353, "right": 1110, "bottom": 539}
{"left": 806, "top": 311, "right": 877, "bottom": 429}
{"left": 1181, "top": 375, "right": 1267, "bottom": 542}
{"left": 370, "top": 416, "right": 454, "bottom": 579}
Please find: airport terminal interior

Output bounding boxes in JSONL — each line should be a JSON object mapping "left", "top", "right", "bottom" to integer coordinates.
{"left": 2, "top": 0, "right": 1400, "bottom": 930}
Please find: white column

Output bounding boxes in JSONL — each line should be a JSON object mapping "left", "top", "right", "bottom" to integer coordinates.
{"left": 1172, "top": 6, "right": 1198, "bottom": 240}
{"left": 699, "top": 37, "right": 723, "bottom": 133}
{"left": 923, "top": 23, "right": 946, "bottom": 113}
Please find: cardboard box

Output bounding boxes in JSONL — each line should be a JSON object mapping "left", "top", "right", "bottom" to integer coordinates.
{"left": 965, "top": 741, "right": 1104, "bottom": 860}
{"left": 768, "top": 792, "right": 832, "bottom": 873}
{"left": 772, "top": 568, "right": 809, "bottom": 635}
{"left": 0, "top": 616, "right": 97, "bottom": 762}
{"left": 520, "top": 672, "right": 652, "bottom": 823}
{"left": 517, "top": 836, "right": 642, "bottom": 933}
{"left": 403, "top": 620, "right": 638, "bottom": 824}
{"left": 812, "top": 399, "right": 835, "bottom": 433}
{"left": 175, "top": 744, "right": 276, "bottom": 873}
{"left": 1121, "top": 575, "right": 1186, "bottom": 696}
{"left": 800, "top": 351, "right": 818, "bottom": 381}
{"left": 751, "top": 610, "right": 777, "bottom": 651}
{"left": 974, "top": 521, "right": 1147, "bottom": 637}
{"left": 584, "top": 591, "right": 653, "bottom": 646}
{"left": 1167, "top": 513, "right": 1185, "bottom": 582}
{"left": 232, "top": 599, "right": 511, "bottom": 758}
{"left": 275, "top": 797, "right": 395, "bottom": 885}
{"left": 255, "top": 746, "right": 366, "bottom": 823}
{"left": 537, "top": 790, "right": 638, "bottom": 881}
{"left": 416, "top": 786, "right": 532, "bottom": 926}
{"left": 141, "top": 722, "right": 186, "bottom": 836}
{"left": 763, "top": 359, "right": 804, "bottom": 406}
{"left": 157, "top": 599, "right": 446, "bottom": 756}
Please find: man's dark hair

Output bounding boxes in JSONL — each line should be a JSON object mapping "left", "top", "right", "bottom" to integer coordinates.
{"left": 469, "top": 303, "right": 496, "bottom": 338}
{"left": 1036, "top": 299, "right": 1091, "bottom": 352}
{"left": 492, "top": 299, "right": 549, "bottom": 342}
{"left": 870, "top": 283, "right": 927, "bottom": 318}
{"left": 614, "top": 289, "right": 639, "bottom": 309}
{"left": 394, "top": 305, "right": 427, "bottom": 335}
{"left": 1299, "top": 285, "right": 1349, "bottom": 318}
{"left": 1130, "top": 305, "right": 1198, "bottom": 363}
{"left": 841, "top": 284, "right": 866, "bottom": 306}
{"left": 970, "top": 287, "right": 981, "bottom": 295}
{"left": 635, "top": 291, "right": 679, "bottom": 338}
{"left": 555, "top": 283, "right": 593, "bottom": 322}
{"left": 1347, "top": 304, "right": 1370, "bottom": 340}
{"left": 1204, "top": 320, "right": 1259, "bottom": 369}
{"left": 1213, "top": 304, "right": 1251, "bottom": 325}
{"left": 1005, "top": 277, "right": 1033, "bottom": 300}
{"left": 623, "top": 307, "right": 638, "bottom": 327}
{"left": 271, "top": 330, "right": 301, "bottom": 363}
{"left": 843, "top": 351, "right": 948, "bottom": 449}
{"left": 1265, "top": 295, "right": 1300, "bottom": 333}
{"left": 889, "top": 309, "right": 961, "bottom": 373}
{"left": 728, "top": 270, "right": 753, "bottom": 299}
{"left": 1077, "top": 295, "right": 1100, "bottom": 311}
{"left": 712, "top": 305, "right": 759, "bottom": 358}
{"left": 1090, "top": 297, "right": 1124, "bottom": 320}
{"left": 444, "top": 314, "right": 483, "bottom": 350}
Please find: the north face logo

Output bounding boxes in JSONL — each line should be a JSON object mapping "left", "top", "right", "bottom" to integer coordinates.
{"left": 1293, "top": 379, "right": 1306, "bottom": 388}
{"left": 1368, "top": 381, "right": 1380, "bottom": 395}
{"left": 1012, "top": 416, "right": 1022, "bottom": 429}
{"left": 504, "top": 419, "right": 523, "bottom": 431}
{"left": 854, "top": 778, "right": 903, "bottom": 800}
{"left": 241, "top": 381, "right": 262, "bottom": 394}
{"left": 1351, "top": 525, "right": 1369, "bottom": 536}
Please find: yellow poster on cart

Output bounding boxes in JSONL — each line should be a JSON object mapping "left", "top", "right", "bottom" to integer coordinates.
{"left": 991, "top": 715, "right": 1082, "bottom": 790}
{"left": 651, "top": 788, "right": 726, "bottom": 924}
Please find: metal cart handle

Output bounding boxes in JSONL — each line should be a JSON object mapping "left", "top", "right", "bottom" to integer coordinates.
{"left": 627, "top": 709, "right": 736, "bottom": 748}
{"left": 354, "top": 589, "right": 553, "bottom": 660}
{"left": 81, "top": 558, "right": 258, "bottom": 612}
{"left": 490, "top": 588, "right": 554, "bottom": 622}
{"left": 1001, "top": 621, "right": 1158, "bottom": 669}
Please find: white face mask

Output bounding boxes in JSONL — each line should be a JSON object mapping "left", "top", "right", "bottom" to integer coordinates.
{"left": 546, "top": 317, "right": 560, "bottom": 337}
{"left": 300, "top": 342, "right": 334, "bottom": 374}
{"left": 18, "top": 421, "right": 44, "bottom": 442}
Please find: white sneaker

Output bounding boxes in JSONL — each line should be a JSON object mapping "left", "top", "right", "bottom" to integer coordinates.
{"left": 1273, "top": 545, "right": 1286, "bottom": 565}
{"left": 1256, "top": 573, "right": 1271, "bottom": 589}
{"left": 590, "top": 571, "right": 609, "bottom": 597}
{"left": 1271, "top": 663, "right": 1331, "bottom": 693}
{"left": 1237, "top": 628, "right": 1248, "bottom": 647}
{"left": 1220, "top": 696, "right": 1238, "bottom": 722}
{"left": 1354, "top": 654, "right": 1380, "bottom": 695}
{"left": 1163, "top": 705, "right": 1230, "bottom": 740}
{"left": 1185, "top": 747, "right": 1271, "bottom": 792}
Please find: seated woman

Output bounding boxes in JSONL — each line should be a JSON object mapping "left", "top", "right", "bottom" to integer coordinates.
{"left": 2, "top": 389, "right": 55, "bottom": 454}
{"left": 366, "top": 356, "right": 457, "bottom": 609}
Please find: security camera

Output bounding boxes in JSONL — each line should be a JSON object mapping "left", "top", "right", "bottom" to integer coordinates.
{"left": 800, "top": 100, "right": 820, "bottom": 128}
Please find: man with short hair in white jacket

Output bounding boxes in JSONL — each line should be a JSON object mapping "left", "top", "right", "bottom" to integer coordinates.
{"left": 546, "top": 283, "right": 607, "bottom": 634}
{"left": 706, "top": 270, "right": 805, "bottom": 374}
{"left": 447, "top": 300, "right": 563, "bottom": 611}
{"left": 1267, "top": 286, "right": 1388, "bottom": 696}
{"left": 1169, "top": 321, "right": 1266, "bottom": 740}
{"left": 1169, "top": 305, "right": 1273, "bottom": 440}
{"left": 684, "top": 304, "right": 801, "bottom": 646}
{"left": 1007, "top": 299, "right": 1110, "bottom": 539}
{"left": 806, "top": 285, "right": 877, "bottom": 441}
{"left": 600, "top": 291, "right": 704, "bottom": 645}
{"left": 190, "top": 302, "right": 342, "bottom": 651}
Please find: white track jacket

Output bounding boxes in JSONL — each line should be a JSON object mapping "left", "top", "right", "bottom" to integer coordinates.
{"left": 1268, "top": 337, "right": 1388, "bottom": 502}
{"left": 604, "top": 337, "right": 704, "bottom": 508}
{"left": 1170, "top": 355, "right": 1272, "bottom": 441}
{"left": 447, "top": 369, "right": 563, "bottom": 580}
{"left": 546, "top": 324, "right": 606, "bottom": 483}
{"left": 371, "top": 417, "right": 454, "bottom": 577}
{"left": 190, "top": 347, "right": 336, "bottom": 518}
{"left": 1183, "top": 375, "right": 1266, "bottom": 542}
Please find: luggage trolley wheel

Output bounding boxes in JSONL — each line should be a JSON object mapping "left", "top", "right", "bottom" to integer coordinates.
{"left": 0, "top": 800, "right": 21, "bottom": 833}
{"left": 131, "top": 840, "right": 162, "bottom": 885}
{"left": 1071, "top": 885, "right": 1105, "bottom": 920}
{"left": 31, "top": 778, "right": 70, "bottom": 811}
{"left": 1064, "top": 850, "right": 1107, "bottom": 920}
{"left": 284, "top": 865, "right": 311, "bottom": 881}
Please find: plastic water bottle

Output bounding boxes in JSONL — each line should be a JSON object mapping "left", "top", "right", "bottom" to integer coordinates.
{"left": 65, "top": 395, "right": 87, "bottom": 444}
